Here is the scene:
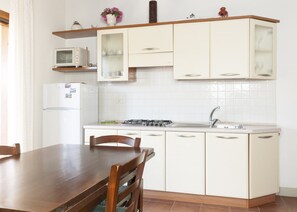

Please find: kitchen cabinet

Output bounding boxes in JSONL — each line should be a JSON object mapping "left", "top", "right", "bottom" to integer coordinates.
{"left": 97, "top": 28, "right": 136, "bottom": 81}
{"left": 128, "top": 25, "right": 173, "bottom": 67}
{"left": 140, "top": 130, "right": 166, "bottom": 191}
{"left": 84, "top": 129, "right": 117, "bottom": 145}
{"left": 250, "top": 19, "right": 276, "bottom": 79}
{"left": 117, "top": 129, "right": 141, "bottom": 147}
{"left": 249, "top": 133, "right": 279, "bottom": 198}
{"left": 166, "top": 132, "right": 205, "bottom": 194}
{"left": 210, "top": 19, "right": 277, "bottom": 79}
{"left": 206, "top": 133, "right": 249, "bottom": 198}
{"left": 174, "top": 22, "right": 210, "bottom": 79}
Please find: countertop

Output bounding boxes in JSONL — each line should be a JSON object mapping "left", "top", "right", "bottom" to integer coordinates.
{"left": 83, "top": 122, "right": 281, "bottom": 134}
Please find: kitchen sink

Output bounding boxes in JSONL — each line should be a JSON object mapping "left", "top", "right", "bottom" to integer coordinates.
{"left": 169, "top": 123, "right": 210, "bottom": 128}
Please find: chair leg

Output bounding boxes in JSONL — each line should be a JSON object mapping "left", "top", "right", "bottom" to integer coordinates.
{"left": 138, "top": 179, "right": 144, "bottom": 212}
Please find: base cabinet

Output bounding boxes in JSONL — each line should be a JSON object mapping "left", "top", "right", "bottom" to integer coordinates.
{"left": 166, "top": 132, "right": 205, "bottom": 194}
{"left": 206, "top": 133, "right": 249, "bottom": 198}
{"left": 140, "top": 131, "right": 166, "bottom": 191}
{"left": 249, "top": 133, "right": 279, "bottom": 198}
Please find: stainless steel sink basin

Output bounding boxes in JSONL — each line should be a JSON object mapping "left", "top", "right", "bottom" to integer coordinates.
{"left": 170, "top": 123, "right": 210, "bottom": 128}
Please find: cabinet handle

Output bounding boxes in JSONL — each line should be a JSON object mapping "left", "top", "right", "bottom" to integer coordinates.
{"left": 147, "top": 134, "right": 163, "bottom": 137}
{"left": 177, "top": 135, "right": 196, "bottom": 138}
{"left": 216, "top": 136, "right": 238, "bottom": 139}
{"left": 125, "top": 133, "right": 138, "bottom": 136}
{"left": 184, "top": 74, "right": 201, "bottom": 77}
{"left": 142, "top": 47, "right": 159, "bottom": 51}
{"left": 220, "top": 73, "right": 240, "bottom": 76}
{"left": 257, "top": 74, "right": 271, "bottom": 77}
{"left": 258, "top": 135, "right": 273, "bottom": 139}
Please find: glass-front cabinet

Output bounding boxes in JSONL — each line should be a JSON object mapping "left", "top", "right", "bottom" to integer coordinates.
{"left": 97, "top": 29, "right": 135, "bottom": 81}
{"left": 250, "top": 19, "right": 276, "bottom": 79}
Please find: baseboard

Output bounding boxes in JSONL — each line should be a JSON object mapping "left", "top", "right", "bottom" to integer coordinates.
{"left": 278, "top": 187, "right": 297, "bottom": 197}
{"left": 144, "top": 190, "right": 275, "bottom": 208}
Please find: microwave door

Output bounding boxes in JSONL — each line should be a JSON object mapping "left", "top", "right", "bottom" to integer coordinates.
{"left": 56, "top": 50, "right": 73, "bottom": 67}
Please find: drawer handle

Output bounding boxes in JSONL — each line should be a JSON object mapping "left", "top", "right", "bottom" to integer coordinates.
{"left": 142, "top": 47, "right": 159, "bottom": 51}
{"left": 220, "top": 73, "right": 240, "bottom": 76}
{"left": 257, "top": 74, "right": 271, "bottom": 77}
{"left": 216, "top": 136, "right": 238, "bottom": 139}
{"left": 184, "top": 74, "right": 201, "bottom": 77}
{"left": 177, "top": 135, "right": 196, "bottom": 138}
{"left": 258, "top": 135, "right": 273, "bottom": 139}
{"left": 147, "top": 134, "right": 163, "bottom": 137}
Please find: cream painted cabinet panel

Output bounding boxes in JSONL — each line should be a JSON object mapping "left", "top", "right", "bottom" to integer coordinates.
{"left": 250, "top": 20, "right": 277, "bottom": 79}
{"left": 128, "top": 25, "right": 173, "bottom": 67}
{"left": 97, "top": 29, "right": 135, "bottom": 81}
{"left": 249, "top": 133, "right": 279, "bottom": 198}
{"left": 206, "top": 133, "right": 249, "bottom": 198}
{"left": 84, "top": 129, "right": 117, "bottom": 145}
{"left": 166, "top": 132, "right": 205, "bottom": 194}
{"left": 210, "top": 19, "right": 250, "bottom": 79}
{"left": 174, "top": 22, "right": 210, "bottom": 79}
{"left": 117, "top": 130, "right": 141, "bottom": 147}
{"left": 141, "top": 131, "right": 166, "bottom": 191}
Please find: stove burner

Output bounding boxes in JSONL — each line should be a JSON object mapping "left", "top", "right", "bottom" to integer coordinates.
{"left": 122, "top": 119, "right": 173, "bottom": 127}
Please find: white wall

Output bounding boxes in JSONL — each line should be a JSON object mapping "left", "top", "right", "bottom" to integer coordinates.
{"left": 48, "top": 0, "right": 297, "bottom": 192}
{"left": 0, "top": 0, "right": 9, "bottom": 12}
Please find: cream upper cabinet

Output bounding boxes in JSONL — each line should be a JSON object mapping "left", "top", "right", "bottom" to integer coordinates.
{"left": 140, "top": 131, "right": 166, "bottom": 191}
{"left": 250, "top": 20, "right": 277, "bottom": 79}
{"left": 128, "top": 25, "right": 173, "bottom": 67}
{"left": 206, "top": 133, "right": 249, "bottom": 198}
{"left": 249, "top": 133, "right": 279, "bottom": 198}
{"left": 174, "top": 22, "right": 210, "bottom": 79}
{"left": 97, "top": 29, "right": 135, "bottom": 81}
{"left": 210, "top": 19, "right": 250, "bottom": 79}
{"left": 166, "top": 132, "right": 205, "bottom": 194}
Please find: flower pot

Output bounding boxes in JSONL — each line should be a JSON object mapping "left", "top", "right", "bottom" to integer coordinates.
{"left": 106, "top": 14, "right": 117, "bottom": 26}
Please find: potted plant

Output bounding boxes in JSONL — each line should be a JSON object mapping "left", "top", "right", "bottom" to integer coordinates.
{"left": 101, "top": 7, "right": 123, "bottom": 26}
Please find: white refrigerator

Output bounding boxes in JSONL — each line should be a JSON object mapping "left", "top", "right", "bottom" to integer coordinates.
{"left": 43, "top": 83, "right": 98, "bottom": 147}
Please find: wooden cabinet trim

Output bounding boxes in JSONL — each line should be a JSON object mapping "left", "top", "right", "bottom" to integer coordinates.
{"left": 53, "top": 16, "right": 279, "bottom": 39}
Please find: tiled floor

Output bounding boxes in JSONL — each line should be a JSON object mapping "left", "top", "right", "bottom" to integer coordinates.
{"left": 143, "top": 196, "right": 297, "bottom": 212}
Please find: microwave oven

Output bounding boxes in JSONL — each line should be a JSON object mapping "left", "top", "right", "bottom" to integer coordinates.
{"left": 54, "top": 47, "right": 87, "bottom": 68}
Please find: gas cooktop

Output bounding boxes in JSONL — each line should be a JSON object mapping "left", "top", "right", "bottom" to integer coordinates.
{"left": 122, "top": 119, "right": 173, "bottom": 127}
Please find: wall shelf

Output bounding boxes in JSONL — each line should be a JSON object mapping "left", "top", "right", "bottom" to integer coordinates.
{"left": 52, "top": 15, "right": 280, "bottom": 39}
{"left": 52, "top": 67, "right": 97, "bottom": 72}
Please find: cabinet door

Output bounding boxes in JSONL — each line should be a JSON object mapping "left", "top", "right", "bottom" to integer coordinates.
{"left": 210, "top": 19, "right": 250, "bottom": 79}
{"left": 140, "top": 131, "right": 166, "bottom": 191}
{"left": 117, "top": 130, "right": 141, "bottom": 147}
{"left": 249, "top": 133, "right": 279, "bottom": 198}
{"left": 128, "top": 25, "right": 173, "bottom": 67}
{"left": 84, "top": 129, "right": 117, "bottom": 145}
{"left": 174, "top": 22, "right": 210, "bottom": 79}
{"left": 250, "top": 20, "right": 276, "bottom": 79}
{"left": 206, "top": 133, "right": 249, "bottom": 198}
{"left": 97, "top": 29, "right": 134, "bottom": 81}
{"left": 166, "top": 132, "right": 205, "bottom": 194}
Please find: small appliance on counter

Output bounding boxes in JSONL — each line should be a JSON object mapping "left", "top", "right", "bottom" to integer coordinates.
{"left": 54, "top": 47, "right": 87, "bottom": 68}
{"left": 42, "top": 83, "right": 98, "bottom": 147}
{"left": 122, "top": 119, "right": 173, "bottom": 127}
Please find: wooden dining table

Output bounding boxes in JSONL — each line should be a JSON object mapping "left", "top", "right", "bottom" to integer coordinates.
{"left": 0, "top": 144, "right": 154, "bottom": 212}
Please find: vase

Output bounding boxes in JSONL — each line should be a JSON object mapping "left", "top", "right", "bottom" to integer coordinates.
{"left": 106, "top": 14, "right": 117, "bottom": 26}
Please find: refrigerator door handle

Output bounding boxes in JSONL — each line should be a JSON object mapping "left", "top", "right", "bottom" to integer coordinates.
{"left": 43, "top": 107, "right": 80, "bottom": 110}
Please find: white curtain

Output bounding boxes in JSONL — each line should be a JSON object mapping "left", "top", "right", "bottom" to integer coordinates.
{"left": 7, "top": 0, "right": 34, "bottom": 151}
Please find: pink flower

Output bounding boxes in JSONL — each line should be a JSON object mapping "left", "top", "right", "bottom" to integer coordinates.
{"left": 101, "top": 7, "right": 123, "bottom": 23}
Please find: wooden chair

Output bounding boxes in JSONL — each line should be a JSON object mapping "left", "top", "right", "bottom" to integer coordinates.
{"left": 92, "top": 150, "right": 148, "bottom": 212}
{"left": 90, "top": 135, "right": 141, "bottom": 148}
{"left": 0, "top": 143, "right": 20, "bottom": 156}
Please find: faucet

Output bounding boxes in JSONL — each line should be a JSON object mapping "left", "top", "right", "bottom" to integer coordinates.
{"left": 209, "top": 106, "right": 220, "bottom": 128}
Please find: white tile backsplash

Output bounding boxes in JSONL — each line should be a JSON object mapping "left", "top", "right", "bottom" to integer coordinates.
{"left": 65, "top": 67, "right": 276, "bottom": 124}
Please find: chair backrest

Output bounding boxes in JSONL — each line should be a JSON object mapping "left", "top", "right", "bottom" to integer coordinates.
{"left": 0, "top": 143, "right": 21, "bottom": 156}
{"left": 105, "top": 150, "right": 148, "bottom": 212}
{"left": 90, "top": 135, "right": 141, "bottom": 148}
